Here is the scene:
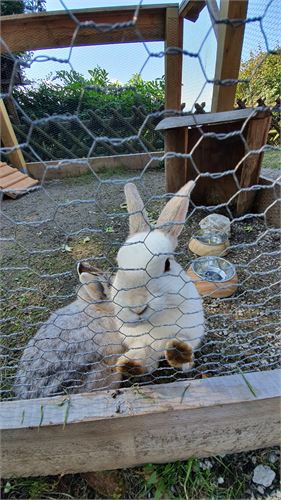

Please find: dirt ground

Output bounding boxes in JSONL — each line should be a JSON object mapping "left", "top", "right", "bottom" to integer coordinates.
{"left": 1, "top": 166, "right": 280, "bottom": 498}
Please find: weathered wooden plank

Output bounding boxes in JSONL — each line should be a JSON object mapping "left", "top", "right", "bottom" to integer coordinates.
{"left": 206, "top": 0, "right": 219, "bottom": 39}
{"left": 26, "top": 152, "right": 163, "bottom": 180}
{"left": 179, "top": 0, "right": 206, "bottom": 21}
{"left": 0, "top": 164, "right": 15, "bottom": 178}
{"left": 236, "top": 113, "right": 272, "bottom": 215}
{"left": 0, "top": 171, "right": 27, "bottom": 189}
{"left": 0, "top": 99, "right": 26, "bottom": 170}
{"left": 0, "top": 5, "right": 176, "bottom": 53}
{"left": 165, "top": 7, "right": 183, "bottom": 111}
{"left": 165, "top": 7, "right": 184, "bottom": 192}
{"left": 211, "top": 0, "right": 248, "bottom": 112}
{"left": 165, "top": 127, "right": 187, "bottom": 192}
{"left": 156, "top": 108, "right": 255, "bottom": 130}
{"left": 1, "top": 370, "right": 280, "bottom": 478}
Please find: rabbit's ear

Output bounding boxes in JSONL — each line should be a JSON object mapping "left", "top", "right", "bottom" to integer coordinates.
{"left": 156, "top": 181, "right": 194, "bottom": 239}
{"left": 124, "top": 183, "right": 150, "bottom": 236}
{"left": 77, "top": 262, "right": 110, "bottom": 300}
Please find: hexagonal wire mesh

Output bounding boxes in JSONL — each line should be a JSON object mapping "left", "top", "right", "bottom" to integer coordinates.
{"left": 0, "top": 0, "right": 280, "bottom": 406}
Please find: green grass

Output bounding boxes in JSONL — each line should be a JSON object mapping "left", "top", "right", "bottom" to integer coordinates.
{"left": 3, "top": 450, "right": 280, "bottom": 499}
{"left": 262, "top": 149, "right": 280, "bottom": 169}
{"left": 139, "top": 459, "right": 246, "bottom": 499}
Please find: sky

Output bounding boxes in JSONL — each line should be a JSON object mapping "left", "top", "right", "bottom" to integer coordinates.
{"left": 13, "top": 0, "right": 281, "bottom": 110}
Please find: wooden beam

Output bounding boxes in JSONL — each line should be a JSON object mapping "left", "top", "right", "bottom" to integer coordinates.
{"left": 211, "top": 0, "right": 248, "bottom": 112}
{"left": 156, "top": 108, "right": 256, "bottom": 130}
{"left": 1, "top": 370, "right": 280, "bottom": 478}
{"left": 165, "top": 7, "right": 183, "bottom": 111}
{"left": 0, "top": 5, "right": 177, "bottom": 53}
{"left": 206, "top": 0, "right": 219, "bottom": 40}
{"left": 236, "top": 112, "right": 272, "bottom": 215}
{"left": 0, "top": 99, "right": 26, "bottom": 170}
{"left": 179, "top": 0, "right": 206, "bottom": 21}
{"left": 26, "top": 152, "right": 163, "bottom": 180}
{"left": 165, "top": 7, "right": 184, "bottom": 192}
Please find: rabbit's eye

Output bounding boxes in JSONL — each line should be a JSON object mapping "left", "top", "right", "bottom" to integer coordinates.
{"left": 164, "top": 258, "right": 170, "bottom": 272}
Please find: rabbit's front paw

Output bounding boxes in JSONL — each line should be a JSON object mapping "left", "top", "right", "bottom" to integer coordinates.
{"left": 116, "top": 355, "right": 145, "bottom": 377}
{"left": 165, "top": 340, "right": 193, "bottom": 369}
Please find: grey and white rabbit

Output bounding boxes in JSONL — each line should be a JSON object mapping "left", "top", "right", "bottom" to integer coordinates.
{"left": 14, "top": 263, "right": 124, "bottom": 399}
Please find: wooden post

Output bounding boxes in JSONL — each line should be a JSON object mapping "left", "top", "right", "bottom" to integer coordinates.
{"left": 0, "top": 99, "right": 26, "bottom": 170}
{"left": 1, "top": 370, "right": 280, "bottom": 478}
{"left": 236, "top": 112, "right": 272, "bottom": 215}
{"left": 211, "top": 0, "right": 248, "bottom": 112}
{"left": 206, "top": 0, "right": 219, "bottom": 40}
{"left": 165, "top": 7, "right": 185, "bottom": 192}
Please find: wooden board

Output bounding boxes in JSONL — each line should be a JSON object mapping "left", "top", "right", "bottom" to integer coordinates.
{"left": 206, "top": 0, "right": 219, "bottom": 39}
{"left": 165, "top": 7, "right": 183, "bottom": 111}
{"left": 0, "top": 162, "right": 38, "bottom": 198}
{"left": 156, "top": 108, "right": 256, "bottom": 130}
{"left": 0, "top": 99, "right": 26, "bottom": 169}
{"left": 236, "top": 113, "right": 272, "bottom": 214}
{"left": 0, "top": 164, "right": 15, "bottom": 178}
{"left": 0, "top": 5, "right": 177, "bottom": 53}
{"left": 179, "top": 0, "right": 206, "bottom": 21}
{"left": 26, "top": 152, "right": 163, "bottom": 180}
{"left": 211, "top": 0, "right": 248, "bottom": 112}
{"left": 1, "top": 369, "right": 280, "bottom": 478}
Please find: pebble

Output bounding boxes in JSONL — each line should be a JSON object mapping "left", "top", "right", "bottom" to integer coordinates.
{"left": 268, "top": 451, "right": 278, "bottom": 464}
{"left": 253, "top": 465, "right": 276, "bottom": 487}
{"left": 217, "top": 476, "right": 224, "bottom": 485}
{"left": 257, "top": 485, "right": 265, "bottom": 494}
{"left": 199, "top": 459, "right": 213, "bottom": 470}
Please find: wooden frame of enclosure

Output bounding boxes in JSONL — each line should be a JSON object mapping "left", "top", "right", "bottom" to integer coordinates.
{"left": 2, "top": 370, "right": 281, "bottom": 478}
{"left": 1, "top": 0, "right": 279, "bottom": 478}
{"left": 1, "top": 1, "right": 248, "bottom": 175}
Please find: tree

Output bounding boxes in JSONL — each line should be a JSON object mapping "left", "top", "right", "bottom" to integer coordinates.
{"left": 0, "top": 0, "right": 45, "bottom": 15}
{"left": 236, "top": 48, "right": 280, "bottom": 106}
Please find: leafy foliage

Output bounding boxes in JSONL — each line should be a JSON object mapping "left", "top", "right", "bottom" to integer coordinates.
{"left": 13, "top": 67, "right": 165, "bottom": 160}
{"left": 0, "top": 0, "right": 45, "bottom": 15}
{"left": 236, "top": 48, "right": 280, "bottom": 106}
{"left": 236, "top": 48, "right": 281, "bottom": 146}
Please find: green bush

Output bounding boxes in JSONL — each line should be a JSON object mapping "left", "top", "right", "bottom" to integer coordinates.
{"left": 13, "top": 67, "right": 165, "bottom": 160}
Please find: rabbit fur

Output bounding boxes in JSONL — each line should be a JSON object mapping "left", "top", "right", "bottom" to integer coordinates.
{"left": 14, "top": 263, "right": 124, "bottom": 399}
{"left": 111, "top": 180, "right": 205, "bottom": 376}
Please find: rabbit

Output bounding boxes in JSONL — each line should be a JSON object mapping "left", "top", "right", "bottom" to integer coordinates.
{"left": 111, "top": 180, "right": 205, "bottom": 377}
{"left": 14, "top": 262, "right": 125, "bottom": 399}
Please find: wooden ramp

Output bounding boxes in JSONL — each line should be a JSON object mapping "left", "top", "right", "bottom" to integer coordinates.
{"left": 0, "top": 161, "right": 38, "bottom": 199}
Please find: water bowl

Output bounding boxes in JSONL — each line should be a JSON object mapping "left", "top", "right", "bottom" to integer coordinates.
{"left": 187, "top": 256, "right": 238, "bottom": 298}
{"left": 188, "top": 230, "right": 229, "bottom": 257}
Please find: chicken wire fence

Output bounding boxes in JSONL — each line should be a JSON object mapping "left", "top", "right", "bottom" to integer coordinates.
{"left": 0, "top": 0, "right": 280, "bottom": 403}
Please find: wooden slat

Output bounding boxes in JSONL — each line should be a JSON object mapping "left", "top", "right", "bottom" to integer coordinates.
{"left": 211, "top": 0, "right": 248, "bottom": 112}
{"left": 236, "top": 113, "right": 272, "bottom": 215}
{"left": 0, "top": 5, "right": 177, "bottom": 53}
{"left": 0, "top": 99, "right": 26, "bottom": 169}
{"left": 1, "top": 370, "right": 280, "bottom": 478}
{"left": 156, "top": 108, "right": 256, "bottom": 130}
{"left": 0, "top": 171, "right": 27, "bottom": 189}
{"left": 179, "top": 0, "right": 206, "bottom": 21}
{"left": 0, "top": 164, "right": 16, "bottom": 178}
{"left": 7, "top": 176, "right": 38, "bottom": 191}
